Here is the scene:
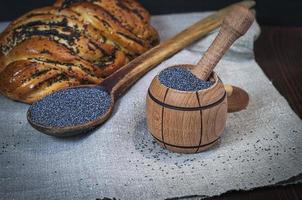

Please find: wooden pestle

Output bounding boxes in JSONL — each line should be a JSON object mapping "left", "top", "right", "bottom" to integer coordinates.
{"left": 191, "top": 5, "right": 255, "bottom": 80}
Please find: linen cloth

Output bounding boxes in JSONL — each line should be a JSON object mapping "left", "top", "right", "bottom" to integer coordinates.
{"left": 0, "top": 12, "right": 302, "bottom": 200}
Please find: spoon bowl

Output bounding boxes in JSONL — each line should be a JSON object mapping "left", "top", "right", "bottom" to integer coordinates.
{"left": 27, "top": 85, "right": 115, "bottom": 137}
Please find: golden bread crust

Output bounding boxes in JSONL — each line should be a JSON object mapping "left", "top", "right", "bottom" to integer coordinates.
{"left": 0, "top": 0, "right": 159, "bottom": 103}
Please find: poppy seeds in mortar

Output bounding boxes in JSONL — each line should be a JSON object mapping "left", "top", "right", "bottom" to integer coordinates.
{"left": 159, "top": 67, "right": 213, "bottom": 91}
{"left": 29, "top": 87, "right": 111, "bottom": 127}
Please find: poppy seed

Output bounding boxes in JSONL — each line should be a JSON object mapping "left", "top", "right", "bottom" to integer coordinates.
{"left": 29, "top": 87, "right": 111, "bottom": 127}
{"left": 159, "top": 67, "right": 213, "bottom": 91}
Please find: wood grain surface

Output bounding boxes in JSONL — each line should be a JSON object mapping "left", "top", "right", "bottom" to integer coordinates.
{"left": 255, "top": 26, "right": 302, "bottom": 119}
{"left": 207, "top": 184, "right": 302, "bottom": 200}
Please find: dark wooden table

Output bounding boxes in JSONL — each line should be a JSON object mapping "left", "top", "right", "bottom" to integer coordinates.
{"left": 206, "top": 26, "right": 302, "bottom": 200}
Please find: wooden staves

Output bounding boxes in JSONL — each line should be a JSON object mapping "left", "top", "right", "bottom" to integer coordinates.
{"left": 146, "top": 65, "right": 227, "bottom": 153}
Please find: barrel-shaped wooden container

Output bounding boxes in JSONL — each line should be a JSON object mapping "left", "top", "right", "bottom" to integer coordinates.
{"left": 146, "top": 65, "right": 227, "bottom": 153}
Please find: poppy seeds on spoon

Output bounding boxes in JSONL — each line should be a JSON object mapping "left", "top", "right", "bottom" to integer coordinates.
{"left": 29, "top": 87, "right": 112, "bottom": 127}
{"left": 159, "top": 67, "right": 213, "bottom": 91}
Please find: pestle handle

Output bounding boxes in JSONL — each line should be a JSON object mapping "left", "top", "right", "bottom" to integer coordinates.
{"left": 191, "top": 5, "right": 254, "bottom": 80}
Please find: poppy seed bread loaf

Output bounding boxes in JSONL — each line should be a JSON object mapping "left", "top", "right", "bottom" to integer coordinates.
{"left": 0, "top": 0, "right": 159, "bottom": 103}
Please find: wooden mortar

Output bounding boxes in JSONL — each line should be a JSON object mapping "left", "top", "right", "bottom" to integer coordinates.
{"left": 147, "top": 65, "right": 226, "bottom": 153}
{"left": 146, "top": 5, "right": 254, "bottom": 153}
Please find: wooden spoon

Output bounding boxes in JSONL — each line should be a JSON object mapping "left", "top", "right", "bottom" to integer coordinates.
{"left": 27, "top": 1, "right": 255, "bottom": 137}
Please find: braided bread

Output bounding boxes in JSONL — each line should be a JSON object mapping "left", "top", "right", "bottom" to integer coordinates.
{"left": 0, "top": 0, "right": 159, "bottom": 103}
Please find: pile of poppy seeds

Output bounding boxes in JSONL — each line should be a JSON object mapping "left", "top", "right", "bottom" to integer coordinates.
{"left": 29, "top": 87, "right": 112, "bottom": 127}
{"left": 159, "top": 67, "right": 213, "bottom": 91}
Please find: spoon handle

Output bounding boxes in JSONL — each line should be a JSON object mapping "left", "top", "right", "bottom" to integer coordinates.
{"left": 191, "top": 5, "right": 254, "bottom": 80}
{"left": 100, "top": 1, "right": 255, "bottom": 99}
